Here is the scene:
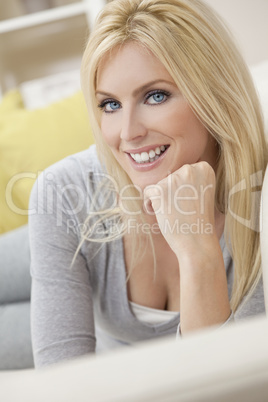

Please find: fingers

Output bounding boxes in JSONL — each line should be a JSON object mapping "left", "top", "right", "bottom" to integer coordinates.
{"left": 143, "top": 162, "right": 215, "bottom": 211}
{"left": 143, "top": 185, "right": 162, "bottom": 214}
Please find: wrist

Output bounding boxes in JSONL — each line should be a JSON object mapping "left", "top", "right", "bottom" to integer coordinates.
{"left": 174, "top": 233, "right": 222, "bottom": 270}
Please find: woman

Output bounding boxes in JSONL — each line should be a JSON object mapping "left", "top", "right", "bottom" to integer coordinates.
{"left": 29, "top": 0, "right": 267, "bottom": 368}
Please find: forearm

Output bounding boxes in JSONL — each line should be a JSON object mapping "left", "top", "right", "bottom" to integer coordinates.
{"left": 177, "top": 235, "right": 231, "bottom": 334}
{"left": 144, "top": 162, "right": 231, "bottom": 333}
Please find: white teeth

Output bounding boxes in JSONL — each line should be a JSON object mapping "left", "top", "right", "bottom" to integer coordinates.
{"left": 141, "top": 152, "right": 149, "bottom": 162}
{"left": 135, "top": 153, "right": 141, "bottom": 163}
{"left": 130, "top": 145, "right": 168, "bottom": 163}
{"left": 149, "top": 149, "right": 155, "bottom": 158}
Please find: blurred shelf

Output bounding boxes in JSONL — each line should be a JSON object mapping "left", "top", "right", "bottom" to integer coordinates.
{"left": 0, "top": 0, "right": 106, "bottom": 97}
{"left": 0, "top": 0, "right": 105, "bottom": 34}
{"left": 0, "top": 3, "right": 87, "bottom": 33}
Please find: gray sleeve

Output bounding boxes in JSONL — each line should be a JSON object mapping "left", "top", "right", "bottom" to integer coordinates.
{"left": 234, "top": 278, "right": 265, "bottom": 321}
{"left": 29, "top": 168, "right": 96, "bottom": 368}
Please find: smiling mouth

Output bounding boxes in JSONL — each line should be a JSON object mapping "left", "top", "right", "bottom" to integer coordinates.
{"left": 129, "top": 145, "right": 169, "bottom": 164}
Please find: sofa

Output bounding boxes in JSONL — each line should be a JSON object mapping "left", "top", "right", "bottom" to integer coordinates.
{"left": 1, "top": 158, "right": 267, "bottom": 402}
{"left": 0, "top": 224, "right": 33, "bottom": 370}
{"left": 0, "top": 169, "right": 267, "bottom": 399}
{"left": 0, "top": 60, "right": 268, "bottom": 399}
{"left": 0, "top": 164, "right": 268, "bottom": 397}
{"left": 0, "top": 88, "right": 94, "bottom": 370}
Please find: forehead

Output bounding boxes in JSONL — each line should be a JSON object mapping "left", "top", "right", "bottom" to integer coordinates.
{"left": 96, "top": 42, "right": 174, "bottom": 89}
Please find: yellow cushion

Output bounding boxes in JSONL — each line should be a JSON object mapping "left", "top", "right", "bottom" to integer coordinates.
{"left": 0, "top": 90, "right": 94, "bottom": 234}
{"left": 0, "top": 89, "right": 24, "bottom": 114}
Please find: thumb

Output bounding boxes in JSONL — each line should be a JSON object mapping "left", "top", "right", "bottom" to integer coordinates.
{"left": 143, "top": 185, "right": 162, "bottom": 215}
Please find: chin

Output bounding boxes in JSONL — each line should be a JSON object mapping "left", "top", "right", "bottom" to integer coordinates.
{"left": 129, "top": 174, "right": 166, "bottom": 191}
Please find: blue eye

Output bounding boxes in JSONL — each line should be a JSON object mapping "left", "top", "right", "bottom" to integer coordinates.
{"left": 107, "top": 101, "right": 120, "bottom": 111}
{"left": 146, "top": 90, "right": 170, "bottom": 105}
{"left": 152, "top": 93, "right": 165, "bottom": 103}
{"left": 98, "top": 99, "right": 121, "bottom": 113}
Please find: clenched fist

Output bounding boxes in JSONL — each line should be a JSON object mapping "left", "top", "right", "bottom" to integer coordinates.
{"left": 144, "top": 161, "right": 216, "bottom": 259}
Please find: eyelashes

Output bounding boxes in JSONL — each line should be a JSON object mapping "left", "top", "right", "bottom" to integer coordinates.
{"left": 98, "top": 99, "right": 121, "bottom": 113}
{"left": 144, "top": 89, "right": 171, "bottom": 105}
{"left": 97, "top": 89, "right": 171, "bottom": 113}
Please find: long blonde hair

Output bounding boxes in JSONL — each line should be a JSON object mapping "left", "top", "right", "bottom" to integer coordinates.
{"left": 81, "top": 0, "right": 268, "bottom": 312}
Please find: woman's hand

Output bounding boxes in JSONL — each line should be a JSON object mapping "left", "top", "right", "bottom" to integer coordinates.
{"left": 144, "top": 161, "right": 231, "bottom": 334}
{"left": 144, "top": 161, "right": 216, "bottom": 257}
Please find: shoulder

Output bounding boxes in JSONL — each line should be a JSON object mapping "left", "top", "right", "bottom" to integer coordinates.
{"left": 29, "top": 145, "right": 110, "bottom": 212}
{"left": 32, "top": 145, "right": 105, "bottom": 191}
{"left": 63, "top": 144, "right": 103, "bottom": 172}
{"left": 45, "top": 144, "right": 105, "bottom": 183}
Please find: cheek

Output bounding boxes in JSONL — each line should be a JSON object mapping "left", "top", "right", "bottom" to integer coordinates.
{"left": 188, "top": 115, "right": 209, "bottom": 146}
{"left": 152, "top": 100, "right": 192, "bottom": 134}
{"left": 101, "top": 117, "right": 119, "bottom": 148}
{"left": 178, "top": 105, "right": 208, "bottom": 142}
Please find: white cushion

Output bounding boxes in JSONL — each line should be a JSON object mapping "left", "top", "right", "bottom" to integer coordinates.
{"left": 1, "top": 315, "right": 268, "bottom": 401}
{"left": 261, "top": 164, "right": 268, "bottom": 311}
{"left": 250, "top": 60, "right": 268, "bottom": 138}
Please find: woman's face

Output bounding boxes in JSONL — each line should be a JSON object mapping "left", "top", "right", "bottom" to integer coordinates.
{"left": 96, "top": 42, "right": 218, "bottom": 190}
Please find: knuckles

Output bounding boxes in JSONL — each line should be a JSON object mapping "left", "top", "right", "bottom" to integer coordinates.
{"left": 144, "top": 161, "right": 215, "bottom": 203}
{"left": 165, "top": 161, "right": 215, "bottom": 186}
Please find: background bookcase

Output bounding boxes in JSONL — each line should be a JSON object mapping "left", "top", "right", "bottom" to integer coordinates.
{"left": 0, "top": 0, "right": 106, "bottom": 98}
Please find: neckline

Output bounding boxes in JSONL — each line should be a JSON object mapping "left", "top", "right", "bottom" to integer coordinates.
{"left": 130, "top": 301, "right": 179, "bottom": 316}
{"left": 118, "top": 237, "right": 180, "bottom": 329}
{"left": 118, "top": 232, "right": 227, "bottom": 329}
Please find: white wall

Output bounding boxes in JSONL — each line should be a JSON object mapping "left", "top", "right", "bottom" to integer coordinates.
{"left": 204, "top": 0, "right": 268, "bottom": 66}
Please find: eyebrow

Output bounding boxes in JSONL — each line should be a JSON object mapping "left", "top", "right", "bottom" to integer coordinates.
{"left": 95, "top": 79, "right": 176, "bottom": 98}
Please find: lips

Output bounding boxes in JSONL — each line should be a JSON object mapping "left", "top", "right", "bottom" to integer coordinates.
{"left": 129, "top": 145, "right": 169, "bottom": 164}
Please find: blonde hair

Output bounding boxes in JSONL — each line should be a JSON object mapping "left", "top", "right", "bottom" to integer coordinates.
{"left": 80, "top": 0, "right": 268, "bottom": 312}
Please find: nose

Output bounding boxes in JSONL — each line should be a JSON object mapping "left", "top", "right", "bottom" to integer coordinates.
{"left": 120, "top": 106, "right": 147, "bottom": 142}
